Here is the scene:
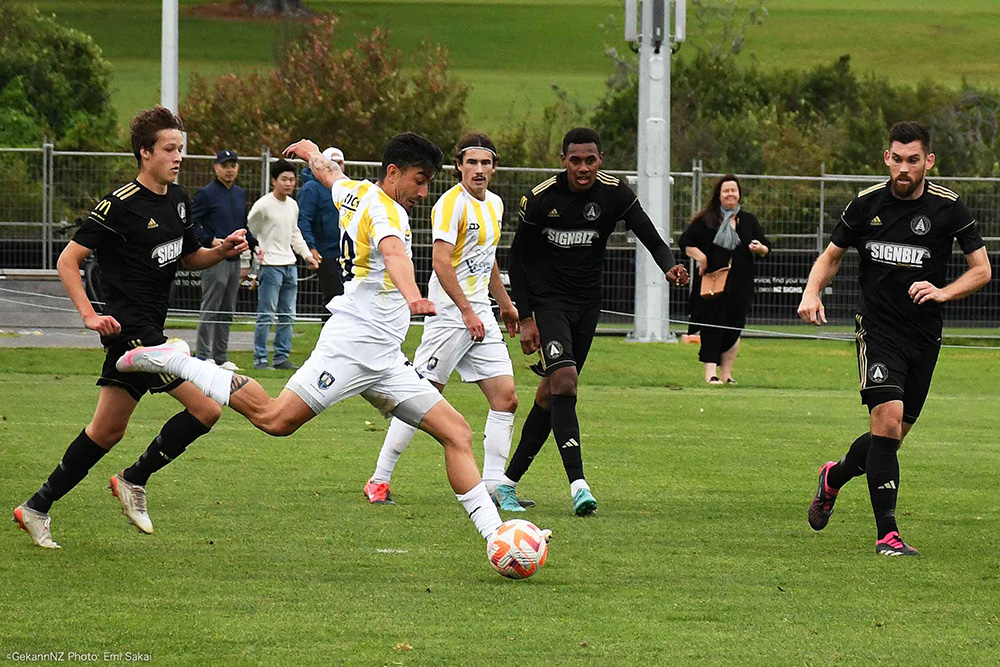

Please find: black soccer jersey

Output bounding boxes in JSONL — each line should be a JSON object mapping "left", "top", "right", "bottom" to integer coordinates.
{"left": 73, "top": 180, "right": 200, "bottom": 343}
{"left": 831, "top": 179, "right": 985, "bottom": 346}
{"left": 508, "top": 170, "right": 675, "bottom": 315}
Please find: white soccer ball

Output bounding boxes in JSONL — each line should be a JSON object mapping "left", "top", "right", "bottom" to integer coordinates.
{"left": 487, "top": 519, "right": 549, "bottom": 580}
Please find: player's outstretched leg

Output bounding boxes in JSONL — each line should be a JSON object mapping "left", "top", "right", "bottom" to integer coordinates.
{"left": 118, "top": 343, "right": 313, "bottom": 436}
{"left": 366, "top": 417, "right": 418, "bottom": 504}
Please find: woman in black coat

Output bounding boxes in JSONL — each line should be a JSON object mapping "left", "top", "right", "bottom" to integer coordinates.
{"left": 679, "top": 174, "right": 772, "bottom": 384}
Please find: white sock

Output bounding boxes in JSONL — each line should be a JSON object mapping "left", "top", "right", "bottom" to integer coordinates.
{"left": 372, "top": 418, "right": 417, "bottom": 483}
{"left": 570, "top": 479, "right": 591, "bottom": 497}
{"left": 482, "top": 410, "right": 515, "bottom": 493}
{"left": 499, "top": 474, "right": 518, "bottom": 489}
{"left": 166, "top": 355, "right": 234, "bottom": 406}
{"left": 456, "top": 482, "right": 503, "bottom": 539}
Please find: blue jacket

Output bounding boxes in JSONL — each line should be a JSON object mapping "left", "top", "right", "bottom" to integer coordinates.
{"left": 191, "top": 179, "right": 252, "bottom": 258}
{"left": 297, "top": 167, "right": 340, "bottom": 259}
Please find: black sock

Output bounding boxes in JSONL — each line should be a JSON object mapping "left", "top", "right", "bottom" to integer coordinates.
{"left": 123, "top": 411, "right": 211, "bottom": 487}
{"left": 550, "top": 394, "right": 584, "bottom": 483}
{"left": 866, "top": 434, "right": 901, "bottom": 539}
{"left": 827, "top": 432, "right": 871, "bottom": 489}
{"left": 27, "top": 430, "right": 108, "bottom": 513}
{"left": 504, "top": 402, "right": 552, "bottom": 483}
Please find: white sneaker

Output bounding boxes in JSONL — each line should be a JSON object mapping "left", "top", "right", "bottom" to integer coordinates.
{"left": 109, "top": 473, "right": 153, "bottom": 534}
{"left": 116, "top": 338, "right": 189, "bottom": 374}
{"left": 12, "top": 504, "right": 60, "bottom": 549}
{"left": 219, "top": 361, "right": 240, "bottom": 371}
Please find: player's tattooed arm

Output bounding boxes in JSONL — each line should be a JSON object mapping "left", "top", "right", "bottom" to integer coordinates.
{"left": 230, "top": 374, "right": 251, "bottom": 394}
{"left": 308, "top": 152, "right": 344, "bottom": 185}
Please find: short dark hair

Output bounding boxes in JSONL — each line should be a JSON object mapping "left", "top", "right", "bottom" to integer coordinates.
{"left": 888, "top": 121, "right": 931, "bottom": 153}
{"left": 561, "top": 127, "right": 601, "bottom": 155}
{"left": 130, "top": 105, "right": 183, "bottom": 168}
{"left": 379, "top": 132, "right": 444, "bottom": 180}
{"left": 270, "top": 158, "right": 295, "bottom": 181}
{"left": 453, "top": 132, "right": 499, "bottom": 177}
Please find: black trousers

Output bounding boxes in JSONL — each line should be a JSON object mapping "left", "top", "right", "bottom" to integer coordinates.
{"left": 698, "top": 295, "right": 747, "bottom": 364}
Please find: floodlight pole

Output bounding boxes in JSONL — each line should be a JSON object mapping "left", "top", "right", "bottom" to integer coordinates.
{"left": 161, "top": 0, "right": 179, "bottom": 114}
{"left": 628, "top": 0, "right": 685, "bottom": 343}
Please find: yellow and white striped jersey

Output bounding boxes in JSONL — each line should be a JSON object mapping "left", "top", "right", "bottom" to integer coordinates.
{"left": 427, "top": 184, "right": 503, "bottom": 321}
{"left": 329, "top": 178, "right": 412, "bottom": 342}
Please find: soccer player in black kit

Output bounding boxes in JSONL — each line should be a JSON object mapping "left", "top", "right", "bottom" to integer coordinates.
{"left": 12, "top": 106, "right": 248, "bottom": 548}
{"left": 492, "top": 127, "right": 689, "bottom": 516}
{"left": 799, "top": 121, "right": 991, "bottom": 556}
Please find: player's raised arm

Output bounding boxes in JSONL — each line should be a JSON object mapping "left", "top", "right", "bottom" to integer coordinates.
{"left": 798, "top": 243, "right": 847, "bottom": 325}
{"left": 283, "top": 139, "right": 346, "bottom": 189}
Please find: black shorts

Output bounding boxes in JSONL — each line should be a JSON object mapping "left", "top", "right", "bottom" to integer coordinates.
{"left": 97, "top": 332, "right": 183, "bottom": 401}
{"left": 855, "top": 315, "right": 940, "bottom": 424}
{"left": 531, "top": 307, "right": 601, "bottom": 377}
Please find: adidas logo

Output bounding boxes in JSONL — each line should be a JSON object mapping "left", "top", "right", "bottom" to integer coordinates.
{"left": 560, "top": 437, "right": 580, "bottom": 449}
{"left": 870, "top": 215, "right": 882, "bottom": 226}
{"left": 877, "top": 480, "right": 897, "bottom": 490}
{"left": 147, "top": 218, "right": 159, "bottom": 229}
{"left": 547, "top": 208, "right": 560, "bottom": 218}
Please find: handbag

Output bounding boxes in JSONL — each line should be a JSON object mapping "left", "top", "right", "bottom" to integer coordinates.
{"left": 699, "top": 261, "right": 731, "bottom": 299}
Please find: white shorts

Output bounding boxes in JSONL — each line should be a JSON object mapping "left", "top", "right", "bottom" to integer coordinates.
{"left": 414, "top": 308, "right": 513, "bottom": 385}
{"left": 286, "top": 314, "right": 443, "bottom": 427}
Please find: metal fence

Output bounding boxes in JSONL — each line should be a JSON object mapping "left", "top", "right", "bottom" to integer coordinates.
{"left": 1, "top": 145, "right": 998, "bottom": 330}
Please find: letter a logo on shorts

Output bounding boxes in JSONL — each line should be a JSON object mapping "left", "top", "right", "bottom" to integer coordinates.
{"left": 868, "top": 362, "right": 888, "bottom": 384}
{"left": 317, "top": 371, "right": 335, "bottom": 390}
{"left": 545, "top": 340, "right": 564, "bottom": 359}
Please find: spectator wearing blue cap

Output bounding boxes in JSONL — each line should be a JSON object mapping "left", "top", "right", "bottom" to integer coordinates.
{"left": 297, "top": 146, "right": 344, "bottom": 313}
{"left": 192, "top": 149, "right": 252, "bottom": 370}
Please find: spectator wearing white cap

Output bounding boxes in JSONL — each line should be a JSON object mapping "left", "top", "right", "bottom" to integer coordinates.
{"left": 297, "top": 146, "right": 345, "bottom": 313}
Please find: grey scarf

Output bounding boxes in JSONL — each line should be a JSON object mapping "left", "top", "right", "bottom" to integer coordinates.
{"left": 712, "top": 205, "right": 741, "bottom": 250}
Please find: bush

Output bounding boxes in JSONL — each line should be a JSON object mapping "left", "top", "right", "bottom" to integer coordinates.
{"left": 0, "top": 0, "right": 118, "bottom": 149}
{"left": 182, "top": 18, "right": 470, "bottom": 160}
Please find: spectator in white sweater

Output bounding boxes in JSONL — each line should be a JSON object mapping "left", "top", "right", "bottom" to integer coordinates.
{"left": 247, "top": 159, "right": 319, "bottom": 370}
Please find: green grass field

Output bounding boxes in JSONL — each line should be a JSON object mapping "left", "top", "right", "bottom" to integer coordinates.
{"left": 33, "top": 0, "right": 1000, "bottom": 135}
{"left": 2, "top": 331, "right": 999, "bottom": 664}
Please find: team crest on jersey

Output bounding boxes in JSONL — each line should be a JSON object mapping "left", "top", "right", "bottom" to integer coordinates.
{"left": 868, "top": 362, "right": 888, "bottom": 384}
{"left": 910, "top": 215, "right": 931, "bottom": 235}
{"left": 583, "top": 202, "right": 601, "bottom": 221}
{"left": 317, "top": 371, "right": 335, "bottom": 390}
{"left": 426, "top": 357, "right": 439, "bottom": 371}
{"left": 176, "top": 202, "right": 187, "bottom": 222}
{"left": 545, "top": 340, "right": 564, "bottom": 359}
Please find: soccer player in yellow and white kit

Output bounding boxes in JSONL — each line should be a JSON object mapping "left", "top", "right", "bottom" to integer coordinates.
{"left": 117, "top": 133, "right": 532, "bottom": 552}
{"left": 364, "top": 134, "right": 525, "bottom": 506}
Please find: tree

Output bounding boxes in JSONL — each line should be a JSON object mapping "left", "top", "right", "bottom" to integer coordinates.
{"left": 0, "top": 0, "right": 118, "bottom": 149}
{"left": 182, "top": 18, "right": 469, "bottom": 160}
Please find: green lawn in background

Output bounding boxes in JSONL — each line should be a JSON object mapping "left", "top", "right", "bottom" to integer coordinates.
{"left": 33, "top": 0, "right": 1000, "bottom": 135}
{"left": 1, "top": 332, "right": 998, "bottom": 664}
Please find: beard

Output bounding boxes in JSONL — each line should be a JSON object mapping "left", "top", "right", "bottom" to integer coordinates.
{"left": 891, "top": 172, "right": 923, "bottom": 198}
